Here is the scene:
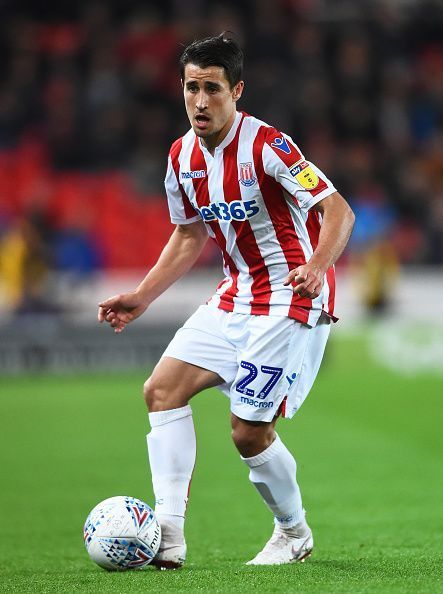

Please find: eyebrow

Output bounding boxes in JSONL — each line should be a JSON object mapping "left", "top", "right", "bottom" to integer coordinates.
{"left": 185, "top": 80, "right": 222, "bottom": 89}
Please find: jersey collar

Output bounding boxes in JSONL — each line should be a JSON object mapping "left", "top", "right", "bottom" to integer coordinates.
{"left": 197, "top": 111, "right": 243, "bottom": 155}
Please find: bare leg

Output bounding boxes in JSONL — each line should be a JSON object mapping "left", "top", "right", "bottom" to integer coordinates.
{"left": 144, "top": 356, "right": 223, "bottom": 411}
{"left": 230, "top": 413, "right": 278, "bottom": 457}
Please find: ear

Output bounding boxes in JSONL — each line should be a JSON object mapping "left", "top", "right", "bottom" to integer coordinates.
{"left": 181, "top": 79, "right": 184, "bottom": 88}
{"left": 232, "top": 81, "right": 244, "bottom": 102}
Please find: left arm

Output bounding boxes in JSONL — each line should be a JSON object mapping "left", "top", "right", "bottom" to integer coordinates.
{"left": 283, "top": 192, "right": 355, "bottom": 298}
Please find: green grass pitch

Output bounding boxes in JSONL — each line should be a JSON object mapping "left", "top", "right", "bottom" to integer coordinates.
{"left": 0, "top": 332, "right": 442, "bottom": 593}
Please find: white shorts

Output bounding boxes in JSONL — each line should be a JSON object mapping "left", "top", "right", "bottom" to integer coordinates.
{"left": 162, "top": 304, "right": 330, "bottom": 422}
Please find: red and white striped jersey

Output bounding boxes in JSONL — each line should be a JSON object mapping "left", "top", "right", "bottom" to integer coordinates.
{"left": 164, "top": 111, "right": 337, "bottom": 327}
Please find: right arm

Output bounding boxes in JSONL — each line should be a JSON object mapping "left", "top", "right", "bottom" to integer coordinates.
{"left": 98, "top": 220, "right": 208, "bottom": 332}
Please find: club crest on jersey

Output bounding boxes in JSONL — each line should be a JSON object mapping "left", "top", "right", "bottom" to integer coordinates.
{"left": 270, "top": 136, "right": 292, "bottom": 155}
{"left": 239, "top": 162, "right": 256, "bottom": 187}
{"left": 289, "top": 161, "right": 319, "bottom": 190}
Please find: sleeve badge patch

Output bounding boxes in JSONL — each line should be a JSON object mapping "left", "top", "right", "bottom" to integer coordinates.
{"left": 270, "top": 136, "right": 292, "bottom": 155}
{"left": 289, "top": 161, "right": 319, "bottom": 190}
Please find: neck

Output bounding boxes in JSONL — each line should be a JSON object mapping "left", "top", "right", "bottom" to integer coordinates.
{"left": 201, "top": 111, "right": 237, "bottom": 154}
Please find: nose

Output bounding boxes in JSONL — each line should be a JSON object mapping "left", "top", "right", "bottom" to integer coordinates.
{"left": 195, "top": 90, "right": 208, "bottom": 111}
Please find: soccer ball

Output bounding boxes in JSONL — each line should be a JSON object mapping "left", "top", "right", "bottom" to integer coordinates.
{"left": 83, "top": 496, "right": 161, "bottom": 570}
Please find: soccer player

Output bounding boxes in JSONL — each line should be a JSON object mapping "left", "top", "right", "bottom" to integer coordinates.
{"left": 98, "top": 33, "right": 355, "bottom": 567}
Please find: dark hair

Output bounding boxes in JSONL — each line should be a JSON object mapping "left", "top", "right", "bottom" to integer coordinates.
{"left": 180, "top": 32, "right": 243, "bottom": 89}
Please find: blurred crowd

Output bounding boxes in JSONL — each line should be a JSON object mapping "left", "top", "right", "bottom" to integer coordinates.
{"left": 1, "top": 0, "right": 443, "bottom": 313}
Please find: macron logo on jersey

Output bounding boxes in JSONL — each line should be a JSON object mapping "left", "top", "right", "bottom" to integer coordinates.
{"left": 181, "top": 170, "right": 206, "bottom": 180}
{"left": 270, "top": 136, "right": 292, "bottom": 155}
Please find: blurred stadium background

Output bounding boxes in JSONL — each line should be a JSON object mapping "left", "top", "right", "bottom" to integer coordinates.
{"left": 1, "top": 2, "right": 442, "bottom": 591}
{"left": 0, "top": 0, "right": 442, "bottom": 373}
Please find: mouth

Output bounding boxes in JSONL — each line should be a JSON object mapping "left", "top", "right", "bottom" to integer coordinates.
{"left": 194, "top": 114, "right": 210, "bottom": 130}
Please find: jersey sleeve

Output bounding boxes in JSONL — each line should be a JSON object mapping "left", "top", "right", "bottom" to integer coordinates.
{"left": 262, "top": 128, "right": 336, "bottom": 211}
{"left": 164, "top": 154, "right": 201, "bottom": 225}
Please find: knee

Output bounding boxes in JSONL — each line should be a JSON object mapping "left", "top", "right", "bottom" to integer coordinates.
{"left": 231, "top": 422, "right": 275, "bottom": 458}
{"left": 143, "top": 374, "right": 191, "bottom": 412}
{"left": 143, "top": 376, "right": 169, "bottom": 412}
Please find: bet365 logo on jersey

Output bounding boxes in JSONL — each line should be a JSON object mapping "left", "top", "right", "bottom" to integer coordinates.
{"left": 196, "top": 199, "right": 259, "bottom": 222}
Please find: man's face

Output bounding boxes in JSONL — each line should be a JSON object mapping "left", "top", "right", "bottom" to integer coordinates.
{"left": 183, "top": 63, "right": 244, "bottom": 148}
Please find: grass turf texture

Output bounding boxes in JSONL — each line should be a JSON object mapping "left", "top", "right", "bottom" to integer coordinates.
{"left": 0, "top": 332, "right": 442, "bottom": 593}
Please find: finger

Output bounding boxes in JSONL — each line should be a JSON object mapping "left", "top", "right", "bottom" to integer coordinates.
{"left": 283, "top": 270, "right": 297, "bottom": 286}
{"left": 114, "top": 319, "right": 126, "bottom": 333}
{"left": 98, "top": 300, "right": 113, "bottom": 310}
{"left": 98, "top": 297, "right": 121, "bottom": 313}
{"left": 106, "top": 312, "right": 118, "bottom": 324}
{"left": 110, "top": 312, "right": 124, "bottom": 325}
{"left": 292, "top": 283, "right": 307, "bottom": 295}
{"left": 98, "top": 299, "right": 115, "bottom": 320}
{"left": 293, "top": 279, "right": 314, "bottom": 295}
{"left": 284, "top": 270, "right": 306, "bottom": 287}
{"left": 294, "top": 284, "right": 320, "bottom": 298}
{"left": 117, "top": 312, "right": 133, "bottom": 324}
{"left": 291, "top": 276, "right": 309, "bottom": 292}
{"left": 98, "top": 306, "right": 113, "bottom": 323}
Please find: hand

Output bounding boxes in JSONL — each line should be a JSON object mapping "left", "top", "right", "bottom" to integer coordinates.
{"left": 97, "top": 292, "right": 149, "bottom": 333}
{"left": 283, "top": 263, "right": 325, "bottom": 299}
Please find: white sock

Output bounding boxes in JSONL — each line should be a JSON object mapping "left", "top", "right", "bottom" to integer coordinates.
{"left": 147, "top": 405, "right": 196, "bottom": 532}
{"left": 241, "top": 434, "right": 307, "bottom": 529}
